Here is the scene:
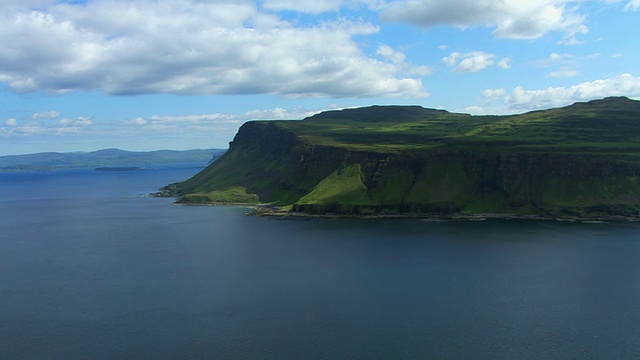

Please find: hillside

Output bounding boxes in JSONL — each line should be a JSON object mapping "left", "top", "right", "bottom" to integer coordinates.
{"left": 164, "top": 97, "right": 640, "bottom": 220}
{"left": 0, "top": 148, "right": 225, "bottom": 172}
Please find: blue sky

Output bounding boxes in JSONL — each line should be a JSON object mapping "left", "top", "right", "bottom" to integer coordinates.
{"left": 1, "top": 0, "right": 639, "bottom": 155}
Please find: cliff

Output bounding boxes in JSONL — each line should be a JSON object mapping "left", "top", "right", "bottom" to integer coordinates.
{"left": 164, "top": 97, "right": 640, "bottom": 219}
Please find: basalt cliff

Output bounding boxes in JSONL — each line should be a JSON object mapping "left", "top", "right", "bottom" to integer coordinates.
{"left": 162, "top": 97, "right": 640, "bottom": 219}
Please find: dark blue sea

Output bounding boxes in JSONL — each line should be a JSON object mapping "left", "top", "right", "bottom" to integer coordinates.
{"left": 2, "top": 165, "right": 640, "bottom": 359}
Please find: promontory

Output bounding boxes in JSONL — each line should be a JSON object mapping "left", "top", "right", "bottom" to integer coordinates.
{"left": 160, "top": 96, "right": 640, "bottom": 220}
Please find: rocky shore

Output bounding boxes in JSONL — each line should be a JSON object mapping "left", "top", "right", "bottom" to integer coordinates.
{"left": 246, "top": 204, "right": 639, "bottom": 223}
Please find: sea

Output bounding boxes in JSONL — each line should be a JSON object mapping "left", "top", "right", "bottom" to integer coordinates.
{"left": 2, "top": 164, "right": 640, "bottom": 359}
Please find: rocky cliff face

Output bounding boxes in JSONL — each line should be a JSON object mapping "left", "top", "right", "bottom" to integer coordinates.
{"left": 169, "top": 98, "right": 640, "bottom": 219}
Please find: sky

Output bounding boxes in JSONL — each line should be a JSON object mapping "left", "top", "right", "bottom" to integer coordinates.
{"left": 1, "top": 0, "right": 639, "bottom": 155}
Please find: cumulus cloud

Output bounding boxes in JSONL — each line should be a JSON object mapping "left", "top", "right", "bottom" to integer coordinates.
{"left": 533, "top": 53, "right": 575, "bottom": 67}
{"left": 442, "top": 51, "right": 510, "bottom": 73}
{"left": 455, "top": 52, "right": 496, "bottom": 73}
{"left": 442, "top": 52, "right": 461, "bottom": 67}
{"left": 31, "top": 110, "right": 61, "bottom": 120}
{"left": 485, "top": 73, "right": 640, "bottom": 112}
{"left": 1, "top": 105, "right": 327, "bottom": 144}
{"left": 261, "top": 0, "right": 386, "bottom": 13}
{"left": 381, "top": 0, "right": 588, "bottom": 44}
{"left": 533, "top": 52, "right": 599, "bottom": 77}
{"left": 111, "top": 105, "right": 333, "bottom": 148}
{"left": 138, "top": 107, "right": 320, "bottom": 127}
{"left": 377, "top": 44, "right": 432, "bottom": 76}
{"left": 2, "top": 123, "right": 84, "bottom": 136}
{"left": 132, "top": 117, "right": 147, "bottom": 126}
{"left": 242, "top": 107, "right": 320, "bottom": 120}
{"left": 0, "top": 1, "right": 427, "bottom": 98}
{"left": 261, "top": 0, "right": 343, "bottom": 13}
{"left": 460, "top": 105, "right": 485, "bottom": 115}
{"left": 535, "top": 52, "right": 601, "bottom": 67}
{"left": 482, "top": 88, "right": 507, "bottom": 99}
{"left": 377, "top": 44, "right": 406, "bottom": 64}
{"left": 0, "top": 111, "right": 95, "bottom": 138}
{"left": 408, "top": 65, "right": 433, "bottom": 76}
{"left": 59, "top": 117, "right": 94, "bottom": 126}
{"left": 497, "top": 57, "right": 512, "bottom": 69}
{"left": 625, "top": 0, "right": 640, "bottom": 10}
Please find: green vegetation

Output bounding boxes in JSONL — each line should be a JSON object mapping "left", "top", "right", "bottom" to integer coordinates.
{"left": 165, "top": 97, "right": 640, "bottom": 219}
{"left": 297, "top": 164, "right": 372, "bottom": 205}
{"left": 178, "top": 187, "right": 259, "bottom": 204}
{"left": 274, "top": 98, "right": 640, "bottom": 156}
{"left": 293, "top": 164, "right": 378, "bottom": 214}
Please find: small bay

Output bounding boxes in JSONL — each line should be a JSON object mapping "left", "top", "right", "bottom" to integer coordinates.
{"left": 1, "top": 165, "right": 640, "bottom": 359}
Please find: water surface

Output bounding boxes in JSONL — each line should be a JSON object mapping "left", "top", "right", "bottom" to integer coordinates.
{"left": 1, "top": 166, "right": 640, "bottom": 359}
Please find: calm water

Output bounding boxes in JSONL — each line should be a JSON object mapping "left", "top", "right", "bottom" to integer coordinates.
{"left": 1, "top": 165, "right": 640, "bottom": 359}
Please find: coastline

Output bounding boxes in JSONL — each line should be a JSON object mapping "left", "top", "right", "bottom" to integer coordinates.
{"left": 247, "top": 206, "right": 639, "bottom": 223}
{"left": 150, "top": 193, "right": 639, "bottom": 223}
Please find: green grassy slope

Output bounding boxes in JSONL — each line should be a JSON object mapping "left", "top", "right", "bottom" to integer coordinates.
{"left": 168, "top": 97, "right": 640, "bottom": 218}
{"left": 276, "top": 97, "right": 640, "bottom": 155}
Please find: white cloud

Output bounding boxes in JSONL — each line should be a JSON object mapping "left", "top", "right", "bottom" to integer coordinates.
{"left": 262, "top": 0, "right": 343, "bottom": 13}
{"left": 31, "top": 110, "right": 61, "bottom": 120}
{"left": 497, "top": 57, "right": 512, "bottom": 69}
{"left": 533, "top": 53, "right": 575, "bottom": 67}
{"left": 381, "top": 0, "right": 589, "bottom": 44}
{"left": 0, "top": 1, "right": 427, "bottom": 98}
{"left": 242, "top": 107, "right": 319, "bottom": 120}
{"left": 455, "top": 53, "right": 495, "bottom": 73}
{"left": 496, "top": 73, "right": 640, "bottom": 111}
{"left": 142, "top": 107, "right": 320, "bottom": 126}
{"left": 443, "top": 51, "right": 507, "bottom": 73}
{"left": 148, "top": 114, "right": 240, "bottom": 124}
{"left": 533, "top": 52, "right": 599, "bottom": 77}
{"left": 408, "top": 65, "right": 433, "bottom": 76}
{"left": 1, "top": 112, "right": 95, "bottom": 138}
{"left": 442, "top": 52, "right": 461, "bottom": 67}
{"left": 132, "top": 117, "right": 147, "bottom": 125}
{"left": 59, "top": 117, "right": 94, "bottom": 126}
{"left": 111, "top": 105, "right": 333, "bottom": 148}
{"left": 377, "top": 44, "right": 406, "bottom": 64}
{"left": 483, "top": 88, "right": 507, "bottom": 99}
{"left": 461, "top": 105, "right": 485, "bottom": 115}
{"left": 2, "top": 123, "right": 83, "bottom": 136}
{"left": 376, "top": 44, "right": 432, "bottom": 77}
{"left": 76, "top": 117, "right": 94, "bottom": 126}
{"left": 260, "top": 0, "right": 386, "bottom": 13}
{"left": 0, "top": 103, "right": 347, "bottom": 150}
{"left": 549, "top": 69, "right": 580, "bottom": 77}
{"left": 625, "top": 0, "right": 640, "bottom": 10}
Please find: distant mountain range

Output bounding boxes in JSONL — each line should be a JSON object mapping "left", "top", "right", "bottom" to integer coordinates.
{"left": 0, "top": 148, "right": 226, "bottom": 172}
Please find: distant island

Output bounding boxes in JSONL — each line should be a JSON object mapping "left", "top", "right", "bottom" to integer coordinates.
{"left": 0, "top": 148, "right": 226, "bottom": 172}
{"left": 160, "top": 97, "right": 640, "bottom": 221}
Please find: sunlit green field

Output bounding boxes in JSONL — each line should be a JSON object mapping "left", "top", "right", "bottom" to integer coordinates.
{"left": 276, "top": 98, "right": 640, "bottom": 156}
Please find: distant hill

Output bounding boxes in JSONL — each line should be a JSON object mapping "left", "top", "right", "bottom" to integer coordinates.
{"left": 0, "top": 148, "right": 226, "bottom": 172}
{"left": 163, "top": 97, "right": 640, "bottom": 220}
